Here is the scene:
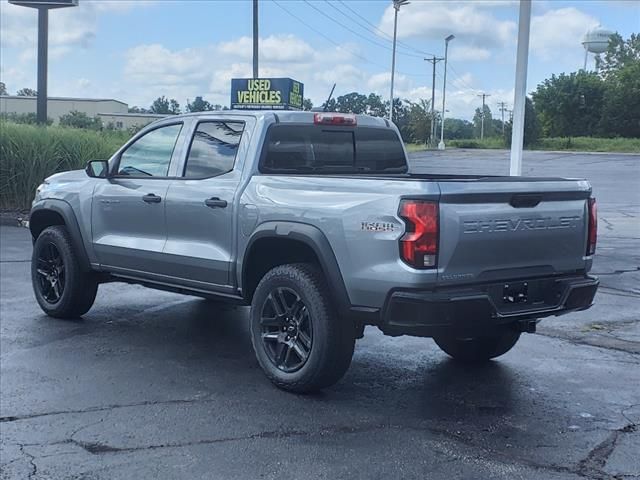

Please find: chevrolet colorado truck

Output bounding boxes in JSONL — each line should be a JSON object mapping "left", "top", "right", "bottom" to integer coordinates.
{"left": 30, "top": 111, "right": 599, "bottom": 392}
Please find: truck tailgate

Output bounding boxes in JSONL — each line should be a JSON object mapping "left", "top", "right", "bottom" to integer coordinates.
{"left": 437, "top": 179, "right": 592, "bottom": 286}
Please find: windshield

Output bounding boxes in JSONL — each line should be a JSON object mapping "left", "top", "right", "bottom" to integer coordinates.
{"left": 261, "top": 125, "right": 408, "bottom": 174}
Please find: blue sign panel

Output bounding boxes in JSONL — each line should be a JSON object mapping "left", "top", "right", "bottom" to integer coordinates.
{"left": 231, "top": 78, "right": 304, "bottom": 110}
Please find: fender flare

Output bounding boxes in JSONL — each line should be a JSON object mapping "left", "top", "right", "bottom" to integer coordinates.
{"left": 240, "top": 221, "right": 352, "bottom": 316}
{"left": 30, "top": 200, "right": 92, "bottom": 272}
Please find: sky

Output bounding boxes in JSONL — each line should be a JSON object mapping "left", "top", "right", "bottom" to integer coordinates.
{"left": 1, "top": 0, "right": 638, "bottom": 119}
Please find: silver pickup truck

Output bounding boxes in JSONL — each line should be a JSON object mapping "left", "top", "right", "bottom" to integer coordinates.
{"left": 30, "top": 111, "right": 599, "bottom": 392}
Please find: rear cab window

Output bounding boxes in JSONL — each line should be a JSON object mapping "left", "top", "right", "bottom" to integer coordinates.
{"left": 260, "top": 125, "right": 408, "bottom": 174}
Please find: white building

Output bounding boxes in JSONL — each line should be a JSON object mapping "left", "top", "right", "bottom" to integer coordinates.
{"left": 0, "top": 95, "right": 127, "bottom": 123}
{"left": 97, "top": 112, "right": 167, "bottom": 131}
{"left": 0, "top": 95, "right": 166, "bottom": 130}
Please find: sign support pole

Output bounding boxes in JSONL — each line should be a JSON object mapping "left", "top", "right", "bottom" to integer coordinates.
{"left": 37, "top": 7, "right": 49, "bottom": 125}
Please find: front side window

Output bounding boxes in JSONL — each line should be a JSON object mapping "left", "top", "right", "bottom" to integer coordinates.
{"left": 117, "top": 124, "right": 183, "bottom": 177}
{"left": 184, "top": 121, "right": 244, "bottom": 178}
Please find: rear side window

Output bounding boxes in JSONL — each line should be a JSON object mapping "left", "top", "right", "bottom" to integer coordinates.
{"left": 184, "top": 121, "right": 244, "bottom": 178}
{"left": 261, "top": 125, "right": 407, "bottom": 174}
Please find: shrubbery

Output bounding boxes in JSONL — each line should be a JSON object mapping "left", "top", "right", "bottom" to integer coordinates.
{"left": 0, "top": 122, "right": 130, "bottom": 209}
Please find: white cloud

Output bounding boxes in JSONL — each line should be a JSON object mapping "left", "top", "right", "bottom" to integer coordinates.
{"left": 0, "top": 0, "right": 152, "bottom": 58}
{"left": 530, "top": 7, "right": 600, "bottom": 61}
{"left": 122, "top": 35, "right": 369, "bottom": 109}
{"left": 377, "top": 1, "right": 517, "bottom": 59}
{"left": 450, "top": 46, "right": 492, "bottom": 62}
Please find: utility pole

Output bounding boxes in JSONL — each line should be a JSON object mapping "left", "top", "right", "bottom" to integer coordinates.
{"left": 477, "top": 93, "right": 490, "bottom": 140}
{"left": 253, "top": 0, "right": 259, "bottom": 78}
{"left": 425, "top": 56, "right": 444, "bottom": 147}
{"left": 497, "top": 101, "right": 508, "bottom": 136}
{"left": 438, "top": 34, "right": 455, "bottom": 150}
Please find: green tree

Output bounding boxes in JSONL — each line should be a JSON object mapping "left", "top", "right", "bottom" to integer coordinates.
{"left": 334, "top": 92, "right": 368, "bottom": 114}
{"left": 600, "top": 61, "right": 640, "bottom": 137}
{"left": 186, "top": 96, "right": 214, "bottom": 112}
{"left": 443, "top": 118, "right": 474, "bottom": 139}
{"left": 596, "top": 32, "right": 640, "bottom": 78}
{"left": 473, "top": 105, "right": 494, "bottom": 138}
{"left": 59, "top": 111, "right": 103, "bottom": 130}
{"left": 0, "top": 82, "right": 7, "bottom": 95}
{"left": 302, "top": 98, "right": 313, "bottom": 111}
{"left": 406, "top": 99, "right": 431, "bottom": 144}
{"left": 366, "top": 93, "right": 387, "bottom": 117}
{"left": 150, "top": 96, "right": 181, "bottom": 114}
{"left": 17, "top": 88, "right": 37, "bottom": 96}
{"left": 532, "top": 71, "right": 606, "bottom": 137}
{"left": 504, "top": 97, "right": 540, "bottom": 147}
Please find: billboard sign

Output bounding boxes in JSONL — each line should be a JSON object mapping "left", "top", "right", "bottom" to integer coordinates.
{"left": 9, "top": 0, "right": 78, "bottom": 7}
{"left": 231, "top": 78, "right": 304, "bottom": 110}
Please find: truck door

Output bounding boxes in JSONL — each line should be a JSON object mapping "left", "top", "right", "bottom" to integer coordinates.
{"left": 92, "top": 122, "right": 186, "bottom": 276}
{"left": 162, "top": 118, "right": 251, "bottom": 290}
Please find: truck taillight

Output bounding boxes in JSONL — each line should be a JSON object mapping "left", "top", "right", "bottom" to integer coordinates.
{"left": 313, "top": 113, "right": 357, "bottom": 125}
{"left": 399, "top": 200, "right": 438, "bottom": 269}
{"left": 587, "top": 197, "right": 597, "bottom": 256}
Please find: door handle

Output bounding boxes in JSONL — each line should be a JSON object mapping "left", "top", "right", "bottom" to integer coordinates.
{"left": 142, "top": 193, "right": 162, "bottom": 204}
{"left": 205, "top": 197, "right": 228, "bottom": 208}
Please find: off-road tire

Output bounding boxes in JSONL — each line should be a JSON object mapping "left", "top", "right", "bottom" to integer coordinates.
{"left": 250, "top": 263, "right": 355, "bottom": 393}
{"left": 434, "top": 330, "right": 521, "bottom": 363}
{"left": 31, "top": 225, "right": 98, "bottom": 318}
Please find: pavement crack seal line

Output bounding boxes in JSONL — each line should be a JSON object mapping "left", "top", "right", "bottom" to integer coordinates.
{"left": 0, "top": 396, "right": 216, "bottom": 424}
{"left": 575, "top": 423, "right": 638, "bottom": 480}
{"left": 18, "top": 443, "right": 38, "bottom": 480}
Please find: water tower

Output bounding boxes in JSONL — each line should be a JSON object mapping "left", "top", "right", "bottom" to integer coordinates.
{"left": 582, "top": 26, "right": 614, "bottom": 71}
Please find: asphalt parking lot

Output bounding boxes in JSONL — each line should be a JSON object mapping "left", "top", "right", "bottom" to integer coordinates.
{"left": 1, "top": 149, "right": 639, "bottom": 480}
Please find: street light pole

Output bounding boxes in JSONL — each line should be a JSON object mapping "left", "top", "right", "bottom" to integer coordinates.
{"left": 389, "top": 0, "right": 409, "bottom": 122}
{"left": 438, "top": 34, "right": 455, "bottom": 150}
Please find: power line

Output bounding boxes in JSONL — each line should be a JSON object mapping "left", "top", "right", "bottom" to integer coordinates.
{"left": 270, "top": 0, "right": 428, "bottom": 78}
{"left": 335, "top": 0, "right": 433, "bottom": 56}
{"left": 303, "top": 0, "right": 425, "bottom": 59}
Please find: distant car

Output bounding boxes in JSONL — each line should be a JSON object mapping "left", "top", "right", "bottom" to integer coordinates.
{"left": 29, "top": 111, "right": 599, "bottom": 392}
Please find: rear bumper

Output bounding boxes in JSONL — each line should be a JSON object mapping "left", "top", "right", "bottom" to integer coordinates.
{"left": 380, "top": 275, "right": 599, "bottom": 337}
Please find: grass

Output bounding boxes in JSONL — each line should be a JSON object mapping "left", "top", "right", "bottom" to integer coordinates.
{"left": 534, "top": 137, "right": 640, "bottom": 153}
{"left": 443, "top": 136, "right": 640, "bottom": 153}
{"left": 0, "top": 122, "right": 130, "bottom": 209}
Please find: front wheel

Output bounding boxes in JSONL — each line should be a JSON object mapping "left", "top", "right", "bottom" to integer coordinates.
{"left": 250, "top": 263, "right": 355, "bottom": 393}
{"left": 31, "top": 225, "right": 98, "bottom": 319}
{"left": 434, "top": 330, "right": 521, "bottom": 363}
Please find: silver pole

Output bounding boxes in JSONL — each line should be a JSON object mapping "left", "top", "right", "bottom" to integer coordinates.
{"left": 389, "top": 7, "right": 398, "bottom": 122}
{"left": 509, "top": 0, "right": 532, "bottom": 176}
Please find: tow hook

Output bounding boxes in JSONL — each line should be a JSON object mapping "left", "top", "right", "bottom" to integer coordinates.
{"left": 517, "top": 320, "right": 537, "bottom": 334}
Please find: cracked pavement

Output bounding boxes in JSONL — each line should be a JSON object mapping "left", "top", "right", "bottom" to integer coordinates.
{"left": 1, "top": 150, "right": 639, "bottom": 479}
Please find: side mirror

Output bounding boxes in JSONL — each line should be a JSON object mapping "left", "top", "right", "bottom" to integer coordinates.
{"left": 85, "top": 160, "right": 109, "bottom": 178}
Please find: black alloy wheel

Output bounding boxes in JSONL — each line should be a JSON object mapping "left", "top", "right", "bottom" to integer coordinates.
{"left": 35, "top": 242, "right": 66, "bottom": 304}
{"left": 260, "top": 287, "right": 313, "bottom": 373}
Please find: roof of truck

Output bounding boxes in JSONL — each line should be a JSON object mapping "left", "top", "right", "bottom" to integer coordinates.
{"left": 167, "top": 110, "right": 391, "bottom": 127}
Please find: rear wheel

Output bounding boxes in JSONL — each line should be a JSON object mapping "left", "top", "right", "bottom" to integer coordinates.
{"left": 31, "top": 226, "right": 98, "bottom": 319}
{"left": 434, "top": 330, "right": 521, "bottom": 363}
{"left": 250, "top": 263, "right": 355, "bottom": 393}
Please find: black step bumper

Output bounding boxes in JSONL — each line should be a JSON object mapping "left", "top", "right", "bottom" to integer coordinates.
{"left": 380, "top": 275, "right": 599, "bottom": 337}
